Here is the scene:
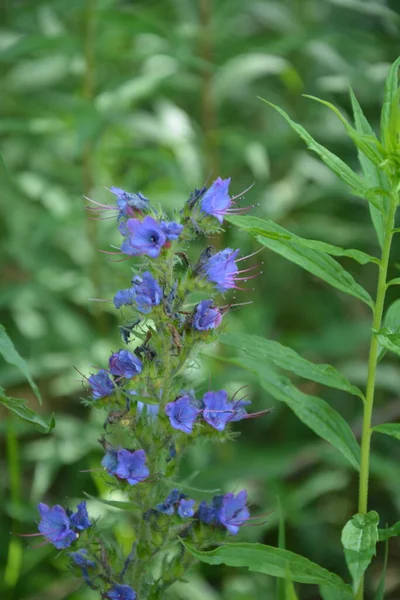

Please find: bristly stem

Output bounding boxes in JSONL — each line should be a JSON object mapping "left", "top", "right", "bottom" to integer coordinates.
{"left": 356, "top": 190, "right": 398, "bottom": 599}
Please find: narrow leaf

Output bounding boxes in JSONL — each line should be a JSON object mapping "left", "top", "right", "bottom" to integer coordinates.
{"left": 220, "top": 331, "right": 364, "bottom": 400}
{"left": 0, "top": 395, "right": 54, "bottom": 433}
{"left": 226, "top": 214, "right": 374, "bottom": 308}
{"left": 341, "top": 511, "right": 379, "bottom": 593}
{"left": 181, "top": 541, "right": 352, "bottom": 593}
{"left": 320, "top": 586, "right": 354, "bottom": 600}
{"left": 227, "top": 355, "right": 360, "bottom": 470}
{"left": 380, "top": 56, "right": 400, "bottom": 151}
{"left": 373, "top": 423, "right": 400, "bottom": 441}
{"left": 375, "top": 329, "right": 400, "bottom": 357}
{"left": 378, "top": 521, "right": 400, "bottom": 542}
{"left": 83, "top": 492, "right": 141, "bottom": 514}
{"left": 374, "top": 541, "right": 388, "bottom": 600}
{"left": 0, "top": 324, "right": 42, "bottom": 404}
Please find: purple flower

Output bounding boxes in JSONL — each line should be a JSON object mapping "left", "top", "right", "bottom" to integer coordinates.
{"left": 132, "top": 271, "right": 163, "bottom": 313}
{"left": 216, "top": 490, "right": 250, "bottom": 535}
{"left": 114, "top": 449, "right": 149, "bottom": 485}
{"left": 88, "top": 370, "right": 114, "bottom": 399}
{"left": 192, "top": 300, "right": 222, "bottom": 331}
{"left": 37, "top": 503, "right": 77, "bottom": 549}
{"left": 178, "top": 498, "right": 196, "bottom": 518}
{"left": 70, "top": 501, "right": 91, "bottom": 531}
{"left": 156, "top": 489, "right": 182, "bottom": 515}
{"left": 160, "top": 220, "right": 183, "bottom": 240}
{"left": 120, "top": 216, "right": 166, "bottom": 258}
{"left": 200, "top": 177, "right": 231, "bottom": 224}
{"left": 105, "top": 584, "right": 137, "bottom": 600}
{"left": 108, "top": 350, "right": 142, "bottom": 379}
{"left": 197, "top": 500, "right": 217, "bottom": 525}
{"left": 203, "top": 248, "right": 240, "bottom": 292}
{"left": 101, "top": 448, "right": 119, "bottom": 475}
{"left": 202, "top": 390, "right": 248, "bottom": 431}
{"left": 69, "top": 548, "right": 96, "bottom": 569}
{"left": 165, "top": 395, "right": 199, "bottom": 433}
{"left": 110, "top": 186, "right": 150, "bottom": 218}
{"left": 114, "top": 288, "right": 135, "bottom": 309}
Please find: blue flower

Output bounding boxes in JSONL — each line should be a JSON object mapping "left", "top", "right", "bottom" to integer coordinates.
{"left": 37, "top": 504, "right": 77, "bottom": 549}
{"left": 132, "top": 271, "right": 163, "bottom": 313}
{"left": 160, "top": 221, "right": 183, "bottom": 240}
{"left": 101, "top": 448, "right": 119, "bottom": 475}
{"left": 203, "top": 248, "right": 240, "bottom": 292}
{"left": 114, "top": 288, "right": 135, "bottom": 309}
{"left": 178, "top": 498, "right": 196, "bottom": 518}
{"left": 216, "top": 490, "right": 250, "bottom": 535}
{"left": 156, "top": 489, "right": 181, "bottom": 515}
{"left": 108, "top": 350, "right": 143, "bottom": 379}
{"left": 69, "top": 549, "right": 96, "bottom": 585}
{"left": 197, "top": 500, "right": 217, "bottom": 525}
{"left": 200, "top": 177, "right": 231, "bottom": 224}
{"left": 165, "top": 395, "right": 199, "bottom": 433}
{"left": 105, "top": 584, "right": 137, "bottom": 600}
{"left": 203, "top": 390, "right": 246, "bottom": 431}
{"left": 70, "top": 501, "right": 91, "bottom": 531}
{"left": 114, "top": 449, "right": 149, "bottom": 485}
{"left": 192, "top": 299, "right": 222, "bottom": 331}
{"left": 88, "top": 370, "right": 114, "bottom": 399}
{"left": 120, "top": 216, "right": 166, "bottom": 258}
{"left": 110, "top": 186, "right": 150, "bottom": 218}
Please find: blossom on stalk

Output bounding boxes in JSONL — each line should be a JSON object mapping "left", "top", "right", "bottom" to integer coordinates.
{"left": 216, "top": 490, "right": 250, "bottom": 535}
{"left": 192, "top": 299, "right": 222, "bottom": 331}
{"left": 132, "top": 272, "right": 162, "bottom": 313}
{"left": 160, "top": 220, "right": 183, "bottom": 240}
{"left": 202, "top": 248, "right": 240, "bottom": 292}
{"left": 200, "top": 177, "right": 231, "bottom": 224}
{"left": 165, "top": 395, "right": 199, "bottom": 433}
{"left": 70, "top": 501, "right": 91, "bottom": 531}
{"left": 88, "top": 370, "right": 114, "bottom": 399}
{"left": 110, "top": 186, "right": 150, "bottom": 218}
{"left": 37, "top": 501, "right": 91, "bottom": 549}
{"left": 113, "top": 288, "right": 135, "bottom": 309}
{"left": 102, "top": 448, "right": 149, "bottom": 485}
{"left": 202, "top": 390, "right": 249, "bottom": 431}
{"left": 69, "top": 549, "right": 96, "bottom": 585}
{"left": 108, "top": 350, "right": 142, "bottom": 379}
{"left": 178, "top": 498, "right": 196, "bottom": 518}
{"left": 120, "top": 216, "right": 166, "bottom": 258}
{"left": 105, "top": 584, "right": 137, "bottom": 600}
{"left": 156, "top": 489, "right": 182, "bottom": 515}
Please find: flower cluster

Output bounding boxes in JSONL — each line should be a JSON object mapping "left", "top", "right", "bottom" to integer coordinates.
{"left": 26, "top": 178, "right": 265, "bottom": 599}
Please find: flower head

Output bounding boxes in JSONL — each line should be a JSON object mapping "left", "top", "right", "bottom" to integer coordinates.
{"left": 178, "top": 498, "right": 196, "bottom": 518}
{"left": 108, "top": 350, "right": 142, "bottom": 379}
{"left": 165, "top": 395, "right": 199, "bottom": 433}
{"left": 101, "top": 448, "right": 119, "bottom": 475}
{"left": 88, "top": 370, "right": 114, "bottom": 399}
{"left": 156, "top": 488, "right": 182, "bottom": 515}
{"left": 114, "top": 449, "right": 149, "bottom": 485}
{"left": 197, "top": 500, "right": 217, "bottom": 525}
{"left": 203, "top": 248, "right": 240, "bottom": 292}
{"left": 105, "top": 584, "right": 137, "bottom": 600}
{"left": 69, "top": 548, "right": 96, "bottom": 569}
{"left": 114, "top": 288, "right": 135, "bottom": 309}
{"left": 192, "top": 299, "right": 222, "bottom": 331}
{"left": 121, "top": 216, "right": 166, "bottom": 258}
{"left": 110, "top": 186, "right": 150, "bottom": 218}
{"left": 202, "top": 390, "right": 248, "bottom": 431}
{"left": 216, "top": 490, "right": 250, "bottom": 535}
{"left": 160, "top": 220, "right": 183, "bottom": 240}
{"left": 200, "top": 177, "right": 231, "bottom": 224}
{"left": 37, "top": 504, "right": 77, "bottom": 549}
{"left": 70, "top": 501, "right": 91, "bottom": 531}
{"left": 132, "top": 271, "right": 162, "bottom": 313}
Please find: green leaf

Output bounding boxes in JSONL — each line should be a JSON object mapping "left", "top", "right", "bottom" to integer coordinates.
{"left": 373, "top": 423, "right": 400, "bottom": 441}
{"left": 374, "top": 541, "right": 388, "bottom": 600}
{"left": 260, "top": 98, "right": 371, "bottom": 197}
{"left": 226, "top": 355, "right": 360, "bottom": 470}
{"left": 386, "top": 277, "right": 400, "bottom": 287}
{"left": 350, "top": 87, "right": 389, "bottom": 248}
{"left": 341, "top": 511, "right": 379, "bottom": 593}
{"left": 181, "top": 541, "right": 352, "bottom": 593}
{"left": 319, "top": 586, "right": 354, "bottom": 600}
{"left": 375, "top": 329, "right": 400, "bottom": 357}
{"left": 220, "top": 331, "right": 364, "bottom": 399}
{"left": 380, "top": 57, "right": 400, "bottom": 152}
{"left": 0, "top": 394, "right": 54, "bottom": 433}
{"left": 378, "top": 521, "right": 400, "bottom": 542}
{"left": 226, "top": 214, "right": 374, "bottom": 308}
{"left": 83, "top": 492, "right": 142, "bottom": 514}
{"left": 0, "top": 324, "right": 42, "bottom": 404}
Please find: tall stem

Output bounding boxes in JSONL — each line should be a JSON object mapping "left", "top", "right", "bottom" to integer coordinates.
{"left": 356, "top": 192, "right": 397, "bottom": 599}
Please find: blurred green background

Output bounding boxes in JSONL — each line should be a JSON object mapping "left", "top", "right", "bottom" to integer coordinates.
{"left": 1, "top": 0, "right": 400, "bottom": 598}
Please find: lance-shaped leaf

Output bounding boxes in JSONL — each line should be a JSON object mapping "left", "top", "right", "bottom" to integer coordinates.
{"left": 226, "top": 214, "right": 373, "bottom": 308}
{"left": 375, "top": 328, "right": 400, "bottom": 357}
{"left": 374, "top": 541, "right": 388, "bottom": 600}
{"left": 0, "top": 394, "right": 54, "bottom": 433}
{"left": 373, "top": 423, "right": 400, "bottom": 441}
{"left": 341, "top": 511, "right": 379, "bottom": 593}
{"left": 226, "top": 354, "right": 360, "bottom": 470}
{"left": 181, "top": 541, "right": 352, "bottom": 593}
{"left": 378, "top": 521, "right": 400, "bottom": 541}
{"left": 380, "top": 56, "right": 400, "bottom": 152}
{"left": 220, "top": 331, "right": 364, "bottom": 400}
{"left": 319, "top": 586, "right": 354, "bottom": 600}
{"left": 350, "top": 87, "right": 389, "bottom": 248}
{"left": 0, "top": 324, "right": 42, "bottom": 404}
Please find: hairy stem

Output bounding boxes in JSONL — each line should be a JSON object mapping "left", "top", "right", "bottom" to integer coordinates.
{"left": 356, "top": 192, "right": 398, "bottom": 599}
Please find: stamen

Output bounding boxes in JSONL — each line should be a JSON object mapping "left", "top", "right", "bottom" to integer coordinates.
{"left": 230, "top": 182, "right": 255, "bottom": 202}
{"left": 235, "top": 248, "right": 263, "bottom": 262}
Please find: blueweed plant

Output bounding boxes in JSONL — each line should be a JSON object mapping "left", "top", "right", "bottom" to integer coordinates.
{"left": 24, "top": 57, "right": 400, "bottom": 599}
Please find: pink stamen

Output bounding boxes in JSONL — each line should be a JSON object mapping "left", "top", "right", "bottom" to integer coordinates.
{"left": 11, "top": 532, "right": 43, "bottom": 538}
{"left": 235, "top": 248, "right": 263, "bottom": 262}
{"left": 84, "top": 196, "right": 117, "bottom": 210}
{"left": 235, "top": 263, "right": 262, "bottom": 275}
{"left": 230, "top": 182, "right": 255, "bottom": 202}
{"left": 98, "top": 249, "right": 124, "bottom": 255}
{"left": 231, "top": 385, "right": 249, "bottom": 401}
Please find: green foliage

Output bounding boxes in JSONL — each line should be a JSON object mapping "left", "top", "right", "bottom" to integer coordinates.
{"left": 341, "top": 511, "right": 379, "bottom": 593}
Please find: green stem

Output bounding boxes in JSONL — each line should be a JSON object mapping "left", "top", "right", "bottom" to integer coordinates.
{"left": 356, "top": 192, "right": 398, "bottom": 599}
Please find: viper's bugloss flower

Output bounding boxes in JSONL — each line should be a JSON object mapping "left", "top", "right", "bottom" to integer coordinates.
{"left": 114, "top": 449, "right": 149, "bottom": 485}
{"left": 69, "top": 548, "right": 96, "bottom": 568}
{"left": 197, "top": 500, "right": 217, "bottom": 525}
{"left": 121, "top": 216, "right": 166, "bottom": 257}
{"left": 202, "top": 390, "right": 248, "bottom": 431}
{"left": 88, "top": 370, "right": 114, "bottom": 399}
{"left": 108, "top": 350, "right": 143, "bottom": 379}
{"left": 178, "top": 498, "right": 196, "bottom": 518}
{"left": 192, "top": 299, "right": 222, "bottom": 331}
{"left": 156, "top": 489, "right": 182, "bottom": 515}
{"left": 165, "top": 395, "right": 199, "bottom": 433}
{"left": 132, "top": 271, "right": 162, "bottom": 313}
{"left": 202, "top": 248, "right": 240, "bottom": 292}
{"left": 200, "top": 177, "right": 231, "bottom": 224}
{"left": 105, "top": 584, "right": 137, "bottom": 600}
{"left": 114, "top": 288, "right": 135, "bottom": 309}
{"left": 217, "top": 490, "right": 250, "bottom": 535}
{"left": 37, "top": 504, "right": 78, "bottom": 549}
{"left": 69, "top": 501, "right": 91, "bottom": 531}
{"left": 160, "top": 220, "right": 183, "bottom": 240}
{"left": 110, "top": 186, "right": 150, "bottom": 218}
{"left": 101, "top": 448, "right": 119, "bottom": 475}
